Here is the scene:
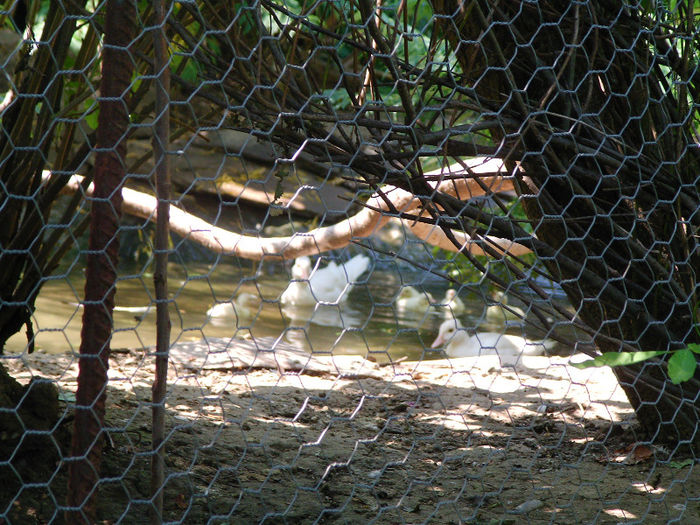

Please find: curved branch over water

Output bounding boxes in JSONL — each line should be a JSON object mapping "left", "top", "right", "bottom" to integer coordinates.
{"left": 44, "top": 158, "right": 530, "bottom": 260}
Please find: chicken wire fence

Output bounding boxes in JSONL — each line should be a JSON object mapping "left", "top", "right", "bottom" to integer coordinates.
{"left": 0, "top": 0, "right": 699, "bottom": 523}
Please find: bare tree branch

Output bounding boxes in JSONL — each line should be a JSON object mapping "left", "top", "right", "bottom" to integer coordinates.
{"left": 44, "top": 157, "right": 530, "bottom": 260}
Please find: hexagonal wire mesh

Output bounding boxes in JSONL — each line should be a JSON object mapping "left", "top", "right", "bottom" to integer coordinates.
{"left": 0, "top": 0, "right": 699, "bottom": 523}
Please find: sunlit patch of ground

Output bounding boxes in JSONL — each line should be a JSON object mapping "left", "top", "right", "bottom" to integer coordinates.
{"left": 4, "top": 345, "right": 698, "bottom": 524}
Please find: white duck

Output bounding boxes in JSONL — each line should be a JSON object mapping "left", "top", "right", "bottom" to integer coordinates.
{"left": 440, "top": 288, "right": 466, "bottom": 316}
{"left": 395, "top": 286, "right": 434, "bottom": 313}
{"left": 280, "top": 254, "right": 370, "bottom": 306}
{"left": 485, "top": 290, "right": 526, "bottom": 323}
{"left": 207, "top": 292, "right": 258, "bottom": 325}
{"left": 431, "top": 318, "right": 555, "bottom": 364}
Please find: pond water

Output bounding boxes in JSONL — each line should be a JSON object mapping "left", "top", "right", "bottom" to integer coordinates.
{"left": 5, "top": 252, "right": 562, "bottom": 362}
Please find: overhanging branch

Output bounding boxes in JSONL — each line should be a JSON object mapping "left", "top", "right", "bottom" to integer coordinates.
{"left": 43, "top": 158, "right": 531, "bottom": 260}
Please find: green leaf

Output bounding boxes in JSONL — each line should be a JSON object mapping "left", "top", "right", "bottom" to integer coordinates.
{"left": 667, "top": 349, "right": 697, "bottom": 384}
{"left": 669, "top": 459, "right": 694, "bottom": 469}
{"left": 85, "top": 109, "right": 99, "bottom": 130}
{"left": 570, "top": 350, "right": 666, "bottom": 369}
{"left": 687, "top": 343, "right": 700, "bottom": 354}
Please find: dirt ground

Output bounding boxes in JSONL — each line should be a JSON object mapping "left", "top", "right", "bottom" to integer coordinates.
{"left": 3, "top": 338, "right": 699, "bottom": 524}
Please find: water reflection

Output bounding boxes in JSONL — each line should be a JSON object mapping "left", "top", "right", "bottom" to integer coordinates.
{"left": 282, "top": 303, "right": 367, "bottom": 330}
{"left": 5, "top": 259, "right": 567, "bottom": 362}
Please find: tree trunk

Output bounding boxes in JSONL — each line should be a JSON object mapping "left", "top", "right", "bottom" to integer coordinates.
{"left": 0, "top": 364, "right": 60, "bottom": 470}
{"left": 432, "top": 0, "right": 699, "bottom": 449}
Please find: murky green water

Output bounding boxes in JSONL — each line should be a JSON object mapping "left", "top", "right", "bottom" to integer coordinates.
{"left": 5, "top": 257, "right": 539, "bottom": 362}
{"left": 2, "top": 261, "right": 416, "bottom": 360}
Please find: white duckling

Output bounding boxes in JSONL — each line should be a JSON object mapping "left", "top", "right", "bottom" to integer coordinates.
{"left": 396, "top": 286, "right": 434, "bottom": 313}
{"left": 485, "top": 290, "right": 526, "bottom": 323}
{"left": 430, "top": 318, "right": 555, "bottom": 364}
{"left": 280, "top": 254, "right": 370, "bottom": 306}
{"left": 440, "top": 288, "right": 466, "bottom": 316}
{"left": 207, "top": 292, "right": 258, "bottom": 325}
